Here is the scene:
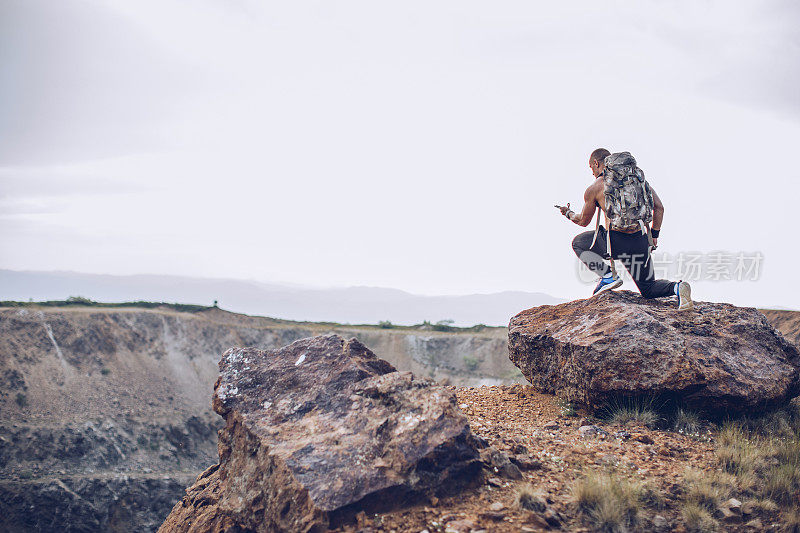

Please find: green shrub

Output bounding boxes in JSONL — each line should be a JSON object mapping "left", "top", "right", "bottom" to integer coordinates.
{"left": 557, "top": 398, "right": 577, "bottom": 417}
{"left": 432, "top": 319, "right": 455, "bottom": 332}
{"left": 377, "top": 320, "right": 394, "bottom": 329}
{"left": 463, "top": 355, "right": 480, "bottom": 371}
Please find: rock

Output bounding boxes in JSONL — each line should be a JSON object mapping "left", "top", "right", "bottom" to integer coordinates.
{"left": 633, "top": 433, "right": 654, "bottom": 445}
{"left": 578, "top": 425, "right": 606, "bottom": 438}
{"left": 486, "top": 477, "right": 503, "bottom": 487}
{"left": 542, "top": 422, "right": 559, "bottom": 430}
{"left": 745, "top": 518, "right": 763, "bottom": 529}
{"left": 509, "top": 454, "right": 543, "bottom": 471}
{"left": 159, "top": 335, "right": 482, "bottom": 532}
{"left": 443, "top": 518, "right": 474, "bottom": 533}
{"left": 598, "top": 454, "right": 618, "bottom": 466}
{"left": 542, "top": 508, "right": 561, "bottom": 528}
{"left": 523, "top": 512, "right": 551, "bottom": 530}
{"left": 479, "top": 447, "right": 524, "bottom": 480}
{"left": 488, "top": 502, "right": 504, "bottom": 512}
{"left": 508, "top": 292, "right": 800, "bottom": 413}
{"left": 740, "top": 501, "right": 754, "bottom": 517}
{"left": 478, "top": 511, "right": 505, "bottom": 521}
{"left": 510, "top": 443, "right": 529, "bottom": 455}
{"left": 713, "top": 505, "right": 740, "bottom": 523}
{"left": 651, "top": 514, "right": 669, "bottom": 533}
{"left": 725, "top": 497, "right": 742, "bottom": 514}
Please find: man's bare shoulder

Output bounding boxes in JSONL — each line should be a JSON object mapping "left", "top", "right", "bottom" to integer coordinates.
{"left": 584, "top": 177, "right": 604, "bottom": 201}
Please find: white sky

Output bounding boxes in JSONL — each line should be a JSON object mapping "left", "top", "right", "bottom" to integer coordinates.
{"left": 1, "top": 0, "right": 799, "bottom": 308}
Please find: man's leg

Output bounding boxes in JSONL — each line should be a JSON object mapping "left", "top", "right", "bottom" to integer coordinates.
{"left": 615, "top": 237, "right": 675, "bottom": 299}
{"left": 572, "top": 228, "right": 610, "bottom": 278}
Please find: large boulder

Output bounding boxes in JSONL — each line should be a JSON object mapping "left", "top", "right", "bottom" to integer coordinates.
{"left": 508, "top": 291, "right": 800, "bottom": 414}
{"left": 159, "top": 334, "right": 482, "bottom": 533}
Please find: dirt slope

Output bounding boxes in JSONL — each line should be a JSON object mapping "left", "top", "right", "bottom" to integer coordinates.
{"left": 761, "top": 309, "right": 800, "bottom": 347}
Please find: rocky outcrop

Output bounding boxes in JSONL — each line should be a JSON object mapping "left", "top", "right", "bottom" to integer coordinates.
{"left": 160, "top": 334, "right": 482, "bottom": 532}
{"left": 508, "top": 291, "right": 800, "bottom": 414}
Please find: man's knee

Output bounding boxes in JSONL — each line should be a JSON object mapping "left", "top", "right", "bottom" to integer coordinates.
{"left": 572, "top": 232, "right": 592, "bottom": 255}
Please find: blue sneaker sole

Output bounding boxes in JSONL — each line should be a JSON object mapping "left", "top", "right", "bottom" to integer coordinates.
{"left": 593, "top": 278, "right": 623, "bottom": 296}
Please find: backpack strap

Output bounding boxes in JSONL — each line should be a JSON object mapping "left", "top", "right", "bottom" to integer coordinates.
{"left": 605, "top": 213, "right": 617, "bottom": 278}
{"left": 589, "top": 207, "right": 602, "bottom": 248}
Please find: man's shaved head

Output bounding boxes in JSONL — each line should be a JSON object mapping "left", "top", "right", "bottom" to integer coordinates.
{"left": 589, "top": 148, "right": 611, "bottom": 165}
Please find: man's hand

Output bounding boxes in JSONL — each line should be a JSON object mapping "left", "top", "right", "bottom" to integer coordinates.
{"left": 652, "top": 238, "right": 658, "bottom": 248}
{"left": 555, "top": 203, "right": 571, "bottom": 216}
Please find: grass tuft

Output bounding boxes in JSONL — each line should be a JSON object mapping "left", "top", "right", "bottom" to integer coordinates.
{"left": 515, "top": 484, "right": 547, "bottom": 512}
{"left": 682, "top": 468, "right": 732, "bottom": 512}
{"left": 763, "top": 463, "right": 800, "bottom": 504}
{"left": 688, "top": 406, "right": 800, "bottom": 530}
{"left": 682, "top": 502, "right": 718, "bottom": 532}
{"left": 784, "top": 509, "right": 800, "bottom": 533}
{"left": 572, "top": 469, "right": 645, "bottom": 532}
{"left": 600, "top": 397, "right": 661, "bottom": 428}
{"left": 557, "top": 397, "right": 577, "bottom": 417}
{"left": 673, "top": 408, "right": 703, "bottom": 435}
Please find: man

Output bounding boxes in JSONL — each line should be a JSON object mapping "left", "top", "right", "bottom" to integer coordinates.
{"left": 558, "top": 148, "right": 693, "bottom": 310}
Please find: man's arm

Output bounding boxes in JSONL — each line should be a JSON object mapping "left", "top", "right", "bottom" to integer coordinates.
{"left": 566, "top": 183, "right": 599, "bottom": 227}
{"left": 651, "top": 186, "right": 664, "bottom": 230}
{"left": 650, "top": 186, "right": 664, "bottom": 247}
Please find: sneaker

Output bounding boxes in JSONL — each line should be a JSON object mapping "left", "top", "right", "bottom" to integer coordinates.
{"left": 676, "top": 281, "right": 694, "bottom": 311}
{"left": 593, "top": 275, "right": 623, "bottom": 295}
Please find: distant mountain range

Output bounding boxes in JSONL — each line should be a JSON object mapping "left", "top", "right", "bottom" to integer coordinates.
{"left": 0, "top": 270, "right": 563, "bottom": 326}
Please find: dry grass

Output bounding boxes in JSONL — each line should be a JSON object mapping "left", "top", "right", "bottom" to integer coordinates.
{"left": 572, "top": 469, "right": 646, "bottom": 532}
{"left": 716, "top": 423, "right": 770, "bottom": 478}
{"left": 682, "top": 468, "right": 733, "bottom": 511}
{"left": 746, "top": 498, "right": 779, "bottom": 513}
{"left": 515, "top": 484, "right": 547, "bottom": 512}
{"left": 784, "top": 509, "right": 800, "bottom": 533}
{"left": 673, "top": 408, "right": 703, "bottom": 436}
{"left": 600, "top": 396, "right": 662, "bottom": 429}
{"left": 763, "top": 463, "right": 800, "bottom": 504}
{"left": 715, "top": 420, "right": 800, "bottom": 504}
{"left": 681, "top": 502, "right": 718, "bottom": 532}
{"left": 678, "top": 406, "right": 800, "bottom": 531}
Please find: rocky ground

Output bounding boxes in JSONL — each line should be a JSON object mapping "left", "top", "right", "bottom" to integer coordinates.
{"left": 3, "top": 303, "right": 799, "bottom": 532}
{"left": 339, "top": 384, "right": 789, "bottom": 533}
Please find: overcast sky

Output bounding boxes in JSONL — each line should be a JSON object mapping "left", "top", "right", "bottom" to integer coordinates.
{"left": 1, "top": 0, "right": 799, "bottom": 309}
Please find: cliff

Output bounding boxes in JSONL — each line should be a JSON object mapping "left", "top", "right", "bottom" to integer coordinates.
{"left": 0, "top": 304, "right": 519, "bottom": 532}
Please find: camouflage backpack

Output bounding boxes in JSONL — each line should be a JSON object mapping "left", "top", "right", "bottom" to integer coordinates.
{"left": 603, "top": 152, "right": 653, "bottom": 233}
{"left": 590, "top": 152, "right": 655, "bottom": 266}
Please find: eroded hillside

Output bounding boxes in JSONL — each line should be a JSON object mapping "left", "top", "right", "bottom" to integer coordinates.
{"left": 0, "top": 304, "right": 520, "bottom": 532}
